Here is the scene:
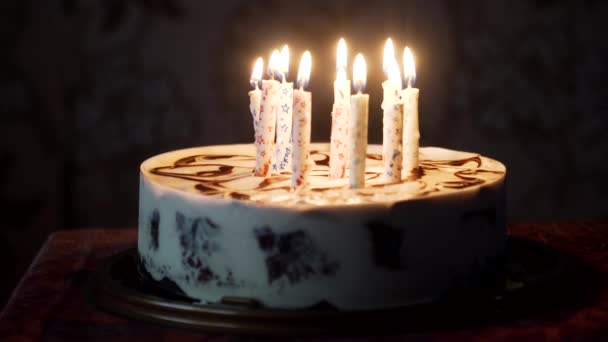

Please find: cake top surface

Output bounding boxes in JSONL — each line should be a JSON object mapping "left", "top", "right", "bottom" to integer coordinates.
{"left": 141, "top": 143, "right": 506, "bottom": 207}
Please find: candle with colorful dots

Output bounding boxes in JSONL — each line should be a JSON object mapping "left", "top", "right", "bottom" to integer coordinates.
{"left": 349, "top": 53, "right": 369, "bottom": 189}
{"left": 402, "top": 46, "right": 420, "bottom": 177}
{"left": 329, "top": 38, "right": 351, "bottom": 179}
{"left": 381, "top": 38, "right": 403, "bottom": 183}
{"left": 255, "top": 50, "right": 280, "bottom": 177}
{"left": 291, "top": 51, "right": 312, "bottom": 187}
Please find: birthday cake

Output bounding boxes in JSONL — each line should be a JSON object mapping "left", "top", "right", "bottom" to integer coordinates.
{"left": 138, "top": 143, "right": 506, "bottom": 310}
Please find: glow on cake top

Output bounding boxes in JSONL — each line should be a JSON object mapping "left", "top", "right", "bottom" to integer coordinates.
{"left": 141, "top": 143, "right": 505, "bottom": 207}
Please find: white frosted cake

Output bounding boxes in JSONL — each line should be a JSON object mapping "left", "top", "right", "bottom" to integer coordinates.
{"left": 138, "top": 143, "right": 506, "bottom": 310}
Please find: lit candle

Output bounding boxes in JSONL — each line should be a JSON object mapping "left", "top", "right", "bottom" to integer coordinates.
{"left": 249, "top": 57, "right": 263, "bottom": 134}
{"left": 381, "top": 38, "right": 403, "bottom": 183}
{"left": 255, "top": 50, "right": 281, "bottom": 177}
{"left": 292, "top": 51, "right": 312, "bottom": 187}
{"left": 349, "top": 53, "right": 369, "bottom": 189}
{"left": 402, "top": 46, "right": 420, "bottom": 177}
{"left": 275, "top": 45, "right": 294, "bottom": 173}
{"left": 329, "top": 38, "right": 351, "bottom": 179}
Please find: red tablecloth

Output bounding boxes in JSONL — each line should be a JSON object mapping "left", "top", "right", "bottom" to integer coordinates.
{"left": 1, "top": 223, "right": 608, "bottom": 341}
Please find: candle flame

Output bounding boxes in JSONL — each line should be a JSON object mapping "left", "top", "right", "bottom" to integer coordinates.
{"left": 280, "top": 44, "right": 289, "bottom": 79}
{"left": 297, "top": 51, "right": 312, "bottom": 89}
{"left": 336, "top": 38, "right": 347, "bottom": 81}
{"left": 386, "top": 58, "right": 402, "bottom": 88}
{"left": 403, "top": 46, "right": 416, "bottom": 87}
{"left": 250, "top": 57, "right": 263, "bottom": 88}
{"left": 383, "top": 38, "right": 395, "bottom": 73}
{"left": 268, "top": 49, "right": 281, "bottom": 78}
{"left": 353, "top": 53, "right": 366, "bottom": 93}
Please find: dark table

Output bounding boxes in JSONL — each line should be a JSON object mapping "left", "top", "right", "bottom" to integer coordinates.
{"left": 1, "top": 223, "right": 608, "bottom": 341}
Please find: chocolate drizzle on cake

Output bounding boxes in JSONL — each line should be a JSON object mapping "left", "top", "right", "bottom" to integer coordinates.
{"left": 148, "top": 147, "right": 505, "bottom": 204}
{"left": 228, "top": 192, "right": 251, "bottom": 200}
{"left": 311, "top": 150, "right": 329, "bottom": 166}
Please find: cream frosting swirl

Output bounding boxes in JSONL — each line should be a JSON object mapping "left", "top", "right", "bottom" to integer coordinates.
{"left": 142, "top": 143, "right": 506, "bottom": 207}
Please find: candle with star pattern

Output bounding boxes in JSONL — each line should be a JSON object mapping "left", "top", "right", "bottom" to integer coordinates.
{"left": 275, "top": 45, "right": 294, "bottom": 173}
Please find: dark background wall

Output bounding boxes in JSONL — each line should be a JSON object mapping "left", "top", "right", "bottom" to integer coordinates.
{"left": 1, "top": 0, "right": 607, "bottom": 308}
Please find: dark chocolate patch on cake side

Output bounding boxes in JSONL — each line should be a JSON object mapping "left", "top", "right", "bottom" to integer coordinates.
{"left": 149, "top": 209, "right": 160, "bottom": 251}
{"left": 440, "top": 252, "right": 506, "bottom": 301}
{"left": 216, "top": 269, "right": 242, "bottom": 287}
{"left": 254, "top": 227, "right": 339, "bottom": 284}
{"left": 205, "top": 217, "right": 219, "bottom": 229}
{"left": 197, "top": 267, "right": 215, "bottom": 282}
{"left": 176, "top": 211, "right": 187, "bottom": 249}
{"left": 138, "top": 256, "right": 192, "bottom": 301}
{"left": 175, "top": 211, "right": 221, "bottom": 284}
{"left": 460, "top": 207, "right": 497, "bottom": 230}
{"left": 367, "top": 220, "right": 405, "bottom": 269}
{"left": 255, "top": 227, "right": 276, "bottom": 251}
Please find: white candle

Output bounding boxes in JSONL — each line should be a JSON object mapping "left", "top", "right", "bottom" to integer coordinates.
{"left": 349, "top": 53, "right": 369, "bottom": 189}
{"left": 275, "top": 45, "right": 294, "bottom": 173}
{"left": 255, "top": 50, "right": 280, "bottom": 177}
{"left": 330, "top": 38, "right": 351, "bottom": 179}
{"left": 292, "top": 51, "right": 312, "bottom": 188}
{"left": 381, "top": 39, "right": 403, "bottom": 183}
{"left": 248, "top": 57, "right": 263, "bottom": 133}
{"left": 402, "top": 47, "right": 420, "bottom": 177}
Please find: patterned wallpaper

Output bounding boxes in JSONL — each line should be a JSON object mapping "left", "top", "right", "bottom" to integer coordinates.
{"left": 0, "top": 0, "right": 607, "bottom": 305}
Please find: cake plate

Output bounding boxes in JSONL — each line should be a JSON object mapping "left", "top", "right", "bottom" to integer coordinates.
{"left": 89, "top": 237, "right": 590, "bottom": 336}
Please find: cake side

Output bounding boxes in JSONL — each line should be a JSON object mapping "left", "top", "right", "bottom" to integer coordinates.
{"left": 138, "top": 144, "right": 506, "bottom": 310}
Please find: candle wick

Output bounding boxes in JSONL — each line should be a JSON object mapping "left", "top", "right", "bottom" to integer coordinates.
{"left": 407, "top": 77, "right": 412, "bottom": 88}
{"left": 299, "top": 85, "right": 304, "bottom": 91}
{"left": 281, "top": 73, "right": 286, "bottom": 83}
